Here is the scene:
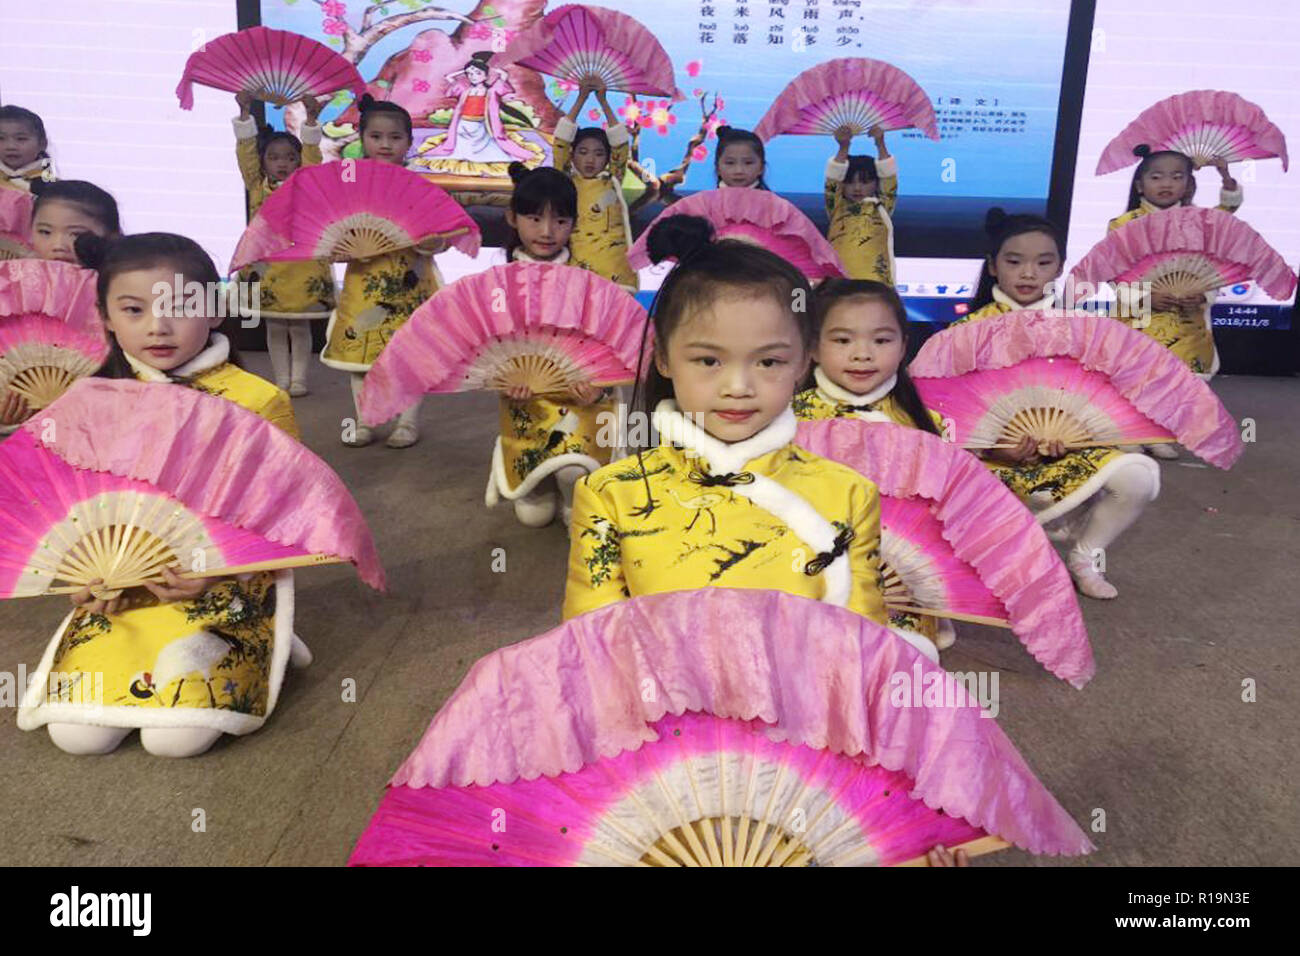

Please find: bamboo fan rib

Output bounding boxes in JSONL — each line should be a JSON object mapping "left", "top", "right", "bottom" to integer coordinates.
{"left": 316, "top": 214, "right": 413, "bottom": 260}
{"left": 1143, "top": 254, "right": 1230, "bottom": 298}
{"left": 1, "top": 343, "right": 103, "bottom": 409}
{"left": 967, "top": 387, "right": 1131, "bottom": 449}
{"left": 467, "top": 337, "right": 593, "bottom": 394}
{"left": 1169, "top": 125, "right": 1254, "bottom": 166}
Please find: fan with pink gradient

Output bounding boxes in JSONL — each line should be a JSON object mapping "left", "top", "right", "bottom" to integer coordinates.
{"left": 794, "top": 418, "right": 1094, "bottom": 687}
{"left": 627, "top": 188, "right": 846, "bottom": 279}
{"left": 1070, "top": 205, "right": 1297, "bottom": 303}
{"left": 0, "top": 191, "right": 34, "bottom": 260}
{"left": 0, "top": 314, "right": 108, "bottom": 411}
{"left": 0, "top": 379, "right": 385, "bottom": 600}
{"left": 175, "top": 25, "right": 367, "bottom": 110}
{"left": 498, "top": 4, "right": 684, "bottom": 100}
{"left": 755, "top": 58, "right": 939, "bottom": 142}
{"left": 1095, "top": 90, "right": 1289, "bottom": 175}
{"left": 230, "top": 160, "right": 481, "bottom": 270}
{"left": 349, "top": 589, "right": 1094, "bottom": 866}
{"left": 358, "top": 261, "right": 647, "bottom": 426}
{"left": 0, "top": 259, "right": 100, "bottom": 329}
{"left": 910, "top": 309, "right": 1246, "bottom": 469}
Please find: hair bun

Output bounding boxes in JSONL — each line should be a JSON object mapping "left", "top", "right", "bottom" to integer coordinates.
{"left": 983, "top": 206, "right": 1009, "bottom": 236}
{"left": 715, "top": 125, "right": 736, "bottom": 141}
{"left": 1132, "top": 143, "right": 1151, "bottom": 158}
{"left": 358, "top": 93, "right": 377, "bottom": 112}
{"left": 73, "top": 232, "right": 111, "bottom": 271}
{"left": 646, "top": 214, "right": 715, "bottom": 265}
{"left": 507, "top": 161, "right": 530, "bottom": 184}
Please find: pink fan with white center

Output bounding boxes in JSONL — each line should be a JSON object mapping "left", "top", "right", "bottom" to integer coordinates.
{"left": 349, "top": 589, "right": 1094, "bottom": 866}
{"left": 0, "top": 378, "right": 385, "bottom": 600}
{"left": 358, "top": 262, "right": 647, "bottom": 425}
{"left": 795, "top": 419, "right": 1093, "bottom": 687}
{"left": 755, "top": 57, "right": 939, "bottom": 142}
{"left": 1095, "top": 90, "right": 1289, "bottom": 175}
{"left": 1069, "top": 205, "right": 1297, "bottom": 303}
{"left": 627, "top": 189, "right": 846, "bottom": 279}
{"left": 175, "top": 25, "right": 367, "bottom": 110}
{"left": 0, "top": 259, "right": 99, "bottom": 326}
{"left": 910, "top": 309, "right": 1245, "bottom": 469}
{"left": 230, "top": 160, "right": 480, "bottom": 270}
{"left": 498, "top": 4, "right": 684, "bottom": 100}
{"left": 0, "top": 190, "right": 34, "bottom": 260}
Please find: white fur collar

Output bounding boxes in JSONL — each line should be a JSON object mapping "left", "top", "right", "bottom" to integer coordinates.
{"left": 125, "top": 333, "right": 230, "bottom": 383}
{"left": 814, "top": 365, "right": 898, "bottom": 407}
{"left": 0, "top": 156, "right": 49, "bottom": 179}
{"left": 511, "top": 246, "right": 571, "bottom": 265}
{"left": 992, "top": 285, "right": 1056, "bottom": 312}
{"left": 653, "top": 399, "right": 795, "bottom": 475}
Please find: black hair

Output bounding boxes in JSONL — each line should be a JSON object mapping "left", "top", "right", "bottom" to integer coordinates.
{"left": 844, "top": 155, "right": 878, "bottom": 185}
{"left": 571, "top": 127, "right": 612, "bottom": 163}
{"left": 0, "top": 104, "right": 49, "bottom": 158}
{"left": 75, "top": 232, "right": 244, "bottom": 378}
{"left": 29, "top": 180, "right": 121, "bottom": 242}
{"left": 358, "top": 93, "right": 413, "bottom": 141}
{"left": 460, "top": 51, "right": 534, "bottom": 129}
{"left": 505, "top": 162, "right": 577, "bottom": 256}
{"left": 968, "top": 207, "right": 1065, "bottom": 311}
{"left": 713, "top": 126, "right": 770, "bottom": 190}
{"left": 1126, "top": 144, "right": 1195, "bottom": 211}
{"left": 256, "top": 129, "right": 303, "bottom": 170}
{"left": 809, "top": 279, "right": 940, "bottom": 436}
{"left": 632, "top": 214, "right": 814, "bottom": 429}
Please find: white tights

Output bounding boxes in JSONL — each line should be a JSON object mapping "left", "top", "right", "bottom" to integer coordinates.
{"left": 266, "top": 319, "right": 311, "bottom": 388}
{"left": 46, "top": 724, "right": 222, "bottom": 758}
{"left": 1070, "top": 460, "right": 1159, "bottom": 562}
{"left": 349, "top": 372, "right": 421, "bottom": 429}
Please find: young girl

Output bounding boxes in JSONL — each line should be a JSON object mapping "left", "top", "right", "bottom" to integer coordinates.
{"left": 29, "top": 179, "right": 120, "bottom": 264}
{"left": 825, "top": 125, "right": 898, "bottom": 283}
{"left": 0, "top": 105, "right": 56, "bottom": 192}
{"left": 562, "top": 215, "right": 941, "bottom": 661}
{"left": 487, "top": 164, "right": 618, "bottom": 528}
{"left": 321, "top": 95, "right": 445, "bottom": 448}
{"left": 551, "top": 78, "right": 637, "bottom": 290}
{"left": 234, "top": 92, "right": 335, "bottom": 397}
{"left": 959, "top": 210, "right": 1159, "bottom": 600}
{"left": 714, "top": 126, "right": 769, "bottom": 190}
{"left": 1107, "top": 146, "right": 1242, "bottom": 384}
{"left": 17, "top": 232, "right": 305, "bottom": 758}
{"left": 793, "top": 278, "right": 953, "bottom": 649}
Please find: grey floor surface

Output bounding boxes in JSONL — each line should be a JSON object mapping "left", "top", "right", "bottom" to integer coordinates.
{"left": 0, "top": 360, "right": 1295, "bottom": 866}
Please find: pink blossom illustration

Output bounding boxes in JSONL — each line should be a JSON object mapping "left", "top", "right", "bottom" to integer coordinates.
{"left": 587, "top": 108, "right": 600, "bottom": 120}
{"left": 321, "top": 1, "right": 347, "bottom": 18}
{"left": 686, "top": 60, "right": 702, "bottom": 77}
{"left": 322, "top": 18, "right": 347, "bottom": 36}
{"left": 649, "top": 101, "right": 676, "bottom": 135}
{"left": 412, "top": 79, "right": 430, "bottom": 93}
{"left": 412, "top": 49, "right": 432, "bottom": 63}
{"left": 692, "top": 144, "right": 708, "bottom": 161}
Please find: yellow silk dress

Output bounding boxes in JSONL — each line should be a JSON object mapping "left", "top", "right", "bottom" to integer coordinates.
{"left": 824, "top": 155, "right": 898, "bottom": 283}
{"left": 552, "top": 117, "right": 638, "bottom": 291}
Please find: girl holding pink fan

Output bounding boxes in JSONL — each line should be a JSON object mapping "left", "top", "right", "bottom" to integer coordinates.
{"left": 232, "top": 91, "right": 335, "bottom": 398}
{"left": 493, "top": 164, "right": 618, "bottom": 529}
{"left": 0, "top": 105, "right": 56, "bottom": 193}
{"left": 29, "top": 180, "right": 120, "bottom": 265}
{"left": 562, "top": 216, "right": 939, "bottom": 659}
{"left": 825, "top": 125, "right": 898, "bottom": 283}
{"left": 551, "top": 78, "right": 638, "bottom": 291}
{"left": 1107, "top": 146, "right": 1242, "bottom": 384}
{"left": 321, "top": 96, "right": 447, "bottom": 449}
{"left": 956, "top": 210, "right": 1159, "bottom": 600}
{"left": 20, "top": 232, "right": 306, "bottom": 758}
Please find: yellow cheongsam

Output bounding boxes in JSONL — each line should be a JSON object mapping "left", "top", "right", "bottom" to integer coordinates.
{"left": 321, "top": 247, "right": 440, "bottom": 371}
{"left": 486, "top": 389, "right": 618, "bottom": 506}
{"left": 824, "top": 155, "right": 898, "bottom": 283}
{"left": 552, "top": 117, "right": 638, "bottom": 291}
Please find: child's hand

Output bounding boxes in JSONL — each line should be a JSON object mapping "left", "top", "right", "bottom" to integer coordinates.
{"left": 142, "top": 566, "right": 209, "bottom": 603}
{"left": 868, "top": 124, "right": 886, "bottom": 144}
{"left": 1150, "top": 290, "right": 1182, "bottom": 312}
{"left": 1175, "top": 292, "right": 1207, "bottom": 311}
{"left": 1036, "top": 438, "right": 1067, "bottom": 460}
{"left": 70, "top": 579, "right": 123, "bottom": 617}
{"left": 301, "top": 94, "right": 322, "bottom": 123}
{"left": 503, "top": 384, "right": 534, "bottom": 401}
{"left": 989, "top": 434, "right": 1039, "bottom": 463}
{"left": 1, "top": 389, "right": 32, "bottom": 426}
{"left": 413, "top": 236, "right": 449, "bottom": 255}
{"left": 833, "top": 124, "right": 854, "bottom": 147}
{"left": 235, "top": 90, "right": 253, "bottom": 118}
{"left": 568, "top": 382, "right": 605, "bottom": 406}
{"left": 927, "top": 845, "right": 970, "bottom": 867}
{"left": 1212, "top": 157, "right": 1238, "bottom": 188}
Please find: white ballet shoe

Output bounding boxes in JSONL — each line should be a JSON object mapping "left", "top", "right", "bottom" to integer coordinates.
{"left": 386, "top": 422, "right": 419, "bottom": 449}
{"left": 290, "top": 633, "right": 313, "bottom": 668}
{"left": 1067, "top": 553, "right": 1119, "bottom": 600}
{"left": 1146, "top": 443, "right": 1180, "bottom": 460}
{"left": 513, "top": 489, "right": 557, "bottom": 528}
{"left": 288, "top": 382, "right": 309, "bottom": 398}
{"left": 342, "top": 424, "right": 374, "bottom": 447}
{"left": 935, "top": 619, "right": 957, "bottom": 650}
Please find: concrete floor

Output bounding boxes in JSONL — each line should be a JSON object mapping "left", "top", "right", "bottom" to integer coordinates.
{"left": 1, "top": 361, "right": 1295, "bottom": 866}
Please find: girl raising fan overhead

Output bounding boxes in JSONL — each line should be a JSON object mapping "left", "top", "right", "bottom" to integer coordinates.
{"left": 825, "top": 125, "right": 898, "bottom": 283}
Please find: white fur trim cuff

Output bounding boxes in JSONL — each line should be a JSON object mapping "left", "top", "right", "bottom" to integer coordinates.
{"left": 554, "top": 116, "right": 578, "bottom": 143}
{"left": 606, "top": 123, "right": 629, "bottom": 147}
{"left": 875, "top": 155, "right": 898, "bottom": 179}
{"left": 233, "top": 115, "right": 259, "bottom": 140}
{"left": 299, "top": 121, "right": 323, "bottom": 146}
{"left": 825, "top": 157, "right": 849, "bottom": 182}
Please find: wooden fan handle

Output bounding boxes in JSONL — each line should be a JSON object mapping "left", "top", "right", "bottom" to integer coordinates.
{"left": 40, "top": 554, "right": 346, "bottom": 595}
{"left": 888, "top": 604, "right": 1012, "bottom": 629}
{"left": 894, "top": 835, "right": 1012, "bottom": 867}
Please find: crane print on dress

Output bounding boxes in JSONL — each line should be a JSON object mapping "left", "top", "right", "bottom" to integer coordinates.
{"left": 128, "top": 629, "right": 240, "bottom": 707}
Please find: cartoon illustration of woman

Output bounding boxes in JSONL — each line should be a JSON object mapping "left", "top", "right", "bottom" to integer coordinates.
{"left": 418, "top": 51, "right": 542, "bottom": 174}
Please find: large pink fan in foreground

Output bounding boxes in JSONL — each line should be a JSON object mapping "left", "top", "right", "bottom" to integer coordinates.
{"left": 1070, "top": 206, "right": 1297, "bottom": 303}
{"left": 795, "top": 419, "right": 1093, "bottom": 688}
{"left": 755, "top": 58, "right": 939, "bottom": 142}
{"left": 1095, "top": 90, "right": 1289, "bottom": 175}
{"left": 628, "top": 189, "right": 845, "bottom": 279}
{"left": 0, "top": 379, "right": 385, "bottom": 598}
{"left": 176, "top": 25, "right": 367, "bottom": 110}
{"left": 230, "top": 160, "right": 480, "bottom": 271}
{"left": 498, "top": 4, "right": 684, "bottom": 100}
{"left": 350, "top": 589, "right": 1093, "bottom": 866}
{"left": 0, "top": 191, "right": 34, "bottom": 260}
{"left": 358, "top": 262, "right": 647, "bottom": 426}
{"left": 911, "top": 310, "right": 1245, "bottom": 469}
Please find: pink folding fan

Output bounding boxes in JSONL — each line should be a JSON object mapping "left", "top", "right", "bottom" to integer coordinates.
{"left": 1095, "top": 90, "right": 1289, "bottom": 175}
{"left": 1070, "top": 205, "right": 1297, "bottom": 303}
{"left": 627, "top": 189, "right": 845, "bottom": 279}
{"left": 349, "top": 589, "right": 1094, "bottom": 866}
{"left": 795, "top": 418, "right": 1093, "bottom": 688}
{"left": 498, "top": 4, "right": 684, "bottom": 100}
{"left": 176, "top": 25, "right": 367, "bottom": 110}
{"left": 0, "top": 378, "right": 385, "bottom": 599}
{"left": 910, "top": 309, "right": 1246, "bottom": 469}
{"left": 359, "top": 261, "right": 648, "bottom": 426}
{"left": 0, "top": 190, "right": 34, "bottom": 260}
{"left": 230, "top": 160, "right": 480, "bottom": 271}
{"left": 0, "top": 259, "right": 100, "bottom": 328}
{"left": 755, "top": 57, "right": 939, "bottom": 142}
